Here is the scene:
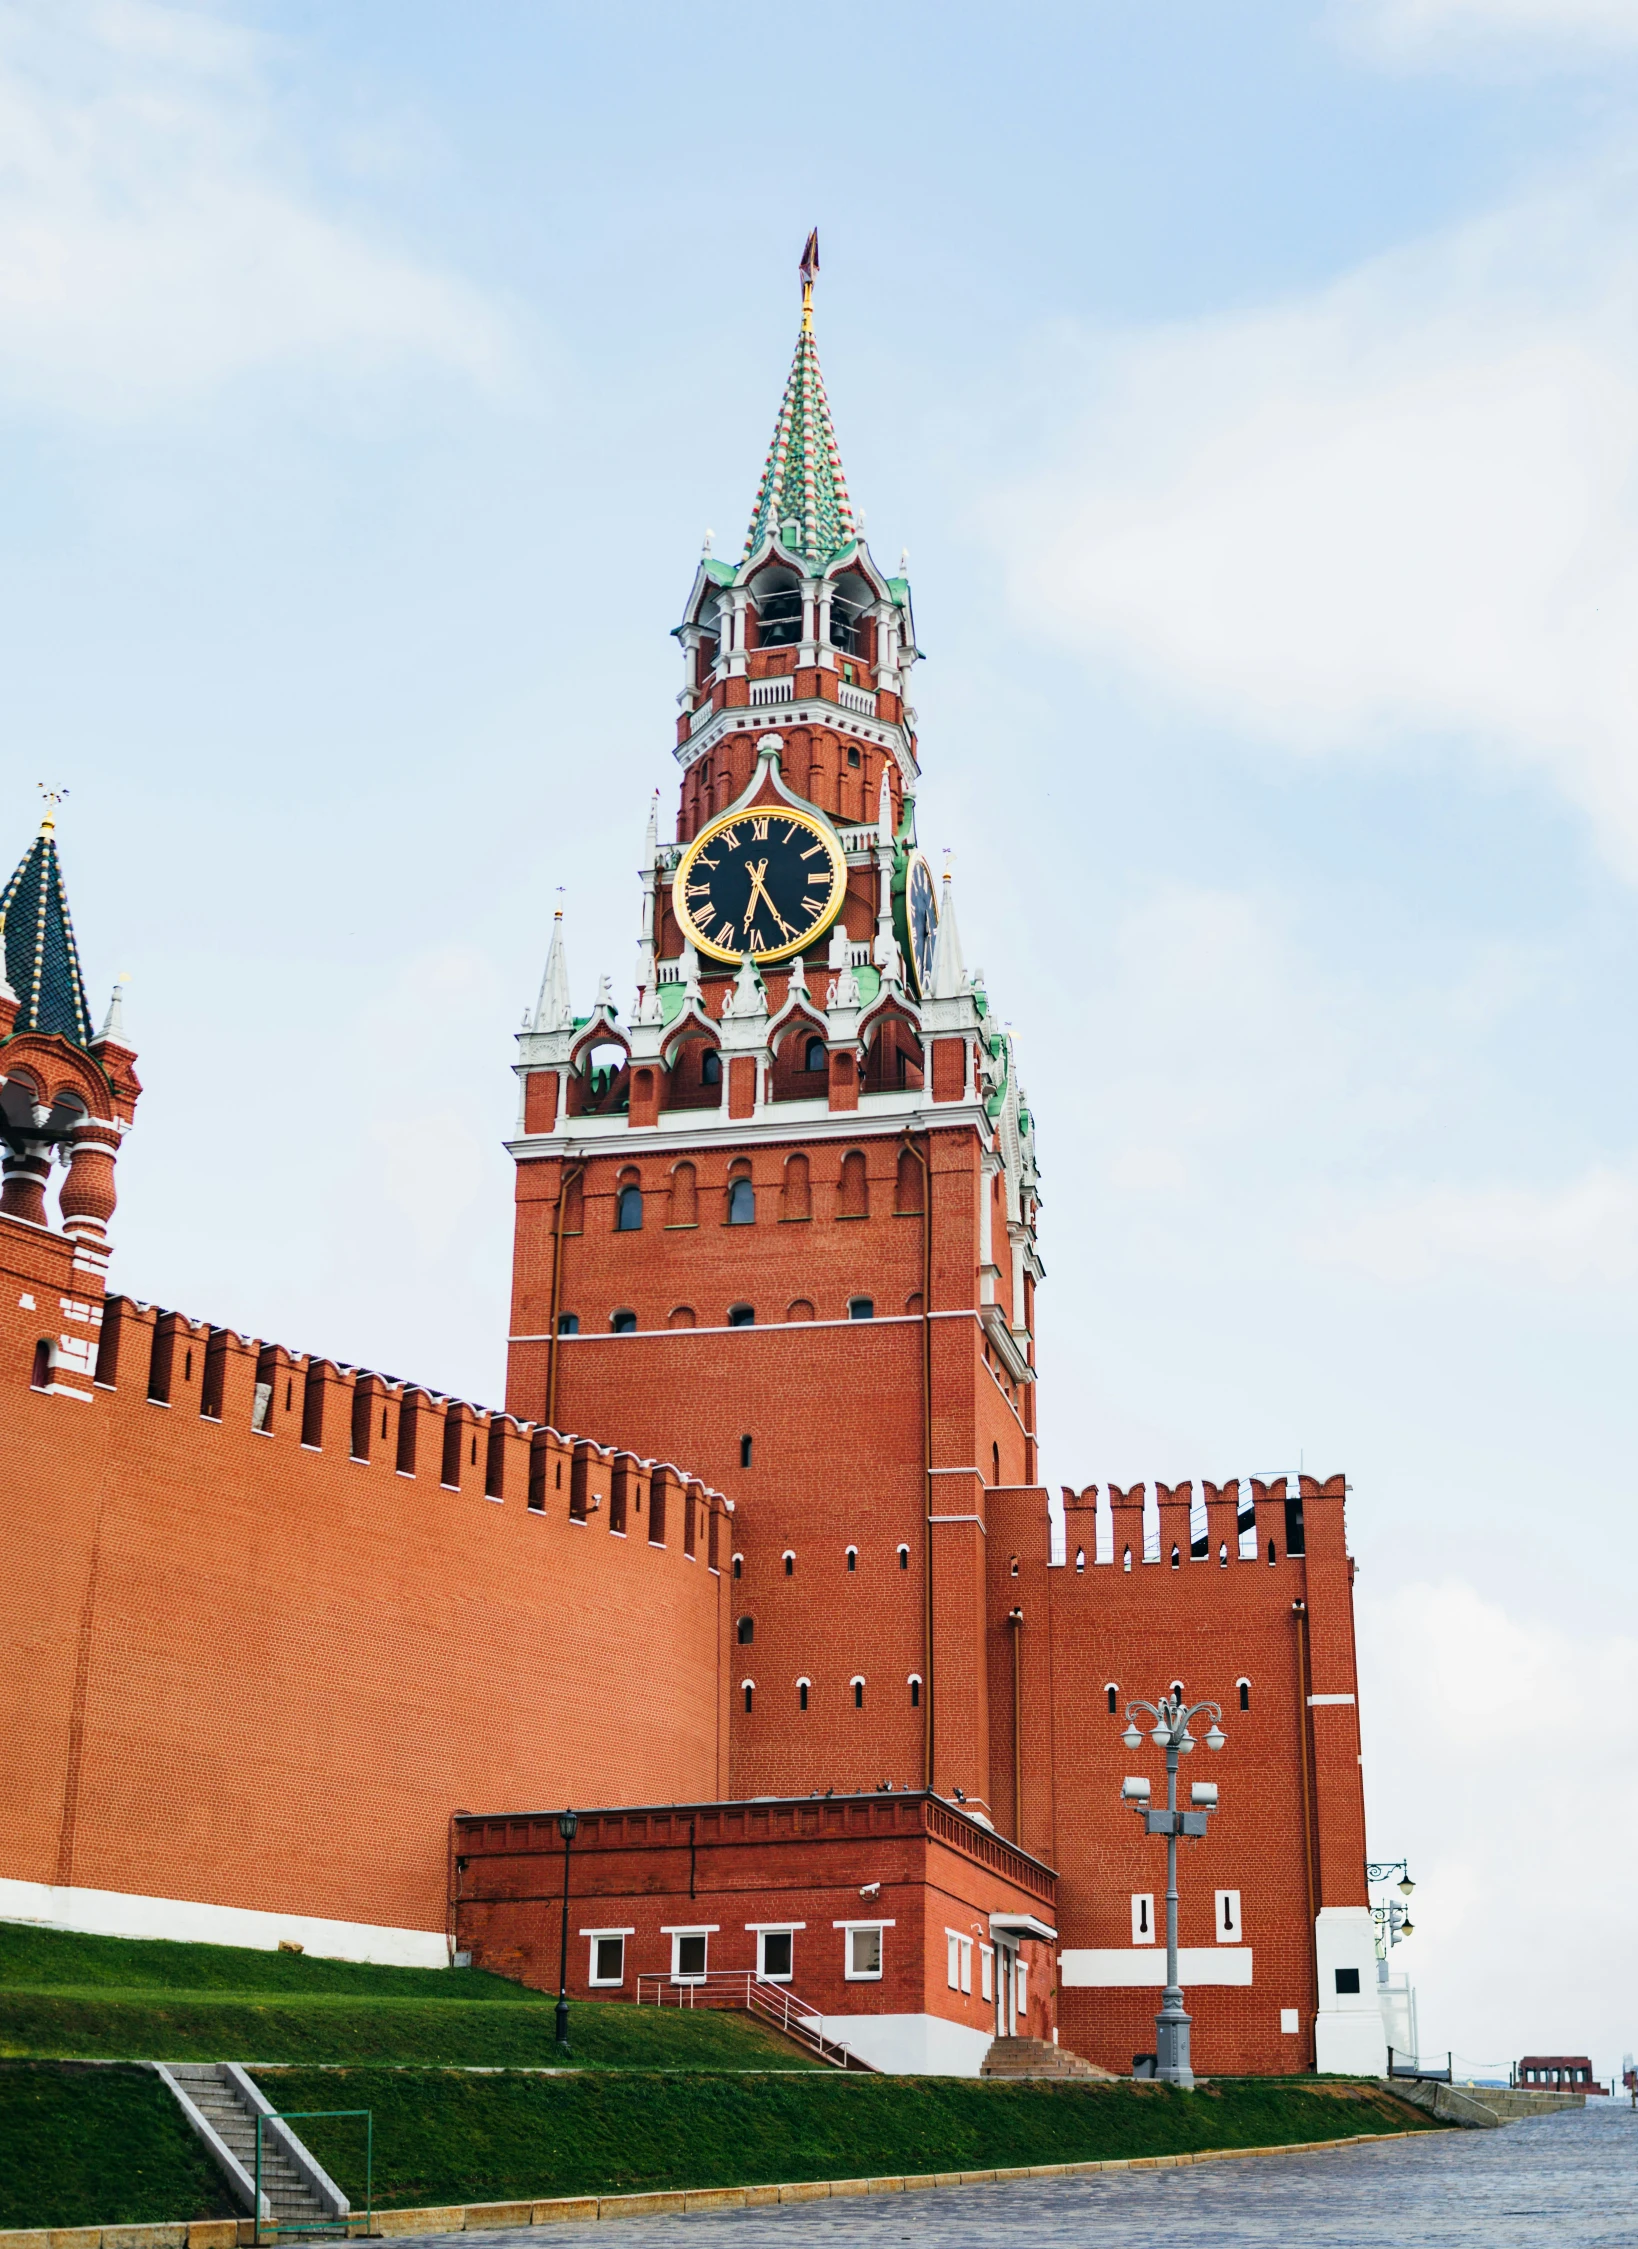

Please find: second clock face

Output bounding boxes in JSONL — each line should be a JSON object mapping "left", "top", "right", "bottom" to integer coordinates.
{"left": 905, "top": 852, "right": 939, "bottom": 998}
{"left": 673, "top": 805, "right": 848, "bottom": 965}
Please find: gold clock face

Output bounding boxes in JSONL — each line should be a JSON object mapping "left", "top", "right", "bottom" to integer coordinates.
{"left": 672, "top": 805, "right": 848, "bottom": 965}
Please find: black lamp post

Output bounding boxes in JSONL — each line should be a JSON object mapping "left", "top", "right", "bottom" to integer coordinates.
{"left": 555, "top": 1809, "right": 579, "bottom": 2053}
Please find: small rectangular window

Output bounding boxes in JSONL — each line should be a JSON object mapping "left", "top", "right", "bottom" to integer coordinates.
{"left": 946, "top": 1932, "right": 960, "bottom": 1991}
{"left": 960, "top": 1937, "right": 973, "bottom": 1995}
{"left": 846, "top": 1927, "right": 882, "bottom": 1980}
{"left": 591, "top": 1935, "right": 625, "bottom": 1986}
{"left": 672, "top": 1932, "right": 708, "bottom": 1981}
{"left": 759, "top": 1930, "right": 793, "bottom": 1981}
{"left": 980, "top": 1946, "right": 994, "bottom": 2001}
{"left": 1334, "top": 1967, "right": 1361, "bottom": 1995}
{"left": 1015, "top": 1960, "right": 1027, "bottom": 2013}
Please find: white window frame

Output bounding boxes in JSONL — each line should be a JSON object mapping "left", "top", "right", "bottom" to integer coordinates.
{"left": 961, "top": 1936, "right": 974, "bottom": 1995}
{"left": 946, "top": 1931, "right": 961, "bottom": 1991}
{"left": 1131, "top": 1892, "right": 1156, "bottom": 1945}
{"left": 1015, "top": 1958, "right": 1027, "bottom": 2013}
{"left": 835, "top": 1918, "right": 893, "bottom": 1981}
{"left": 662, "top": 1924, "right": 718, "bottom": 1984}
{"left": 980, "top": 1944, "right": 994, "bottom": 2001}
{"left": 746, "top": 1922, "right": 803, "bottom": 1983}
{"left": 1215, "top": 1888, "right": 1243, "bottom": 1943}
{"left": 580, "top": 1927, "right": 633, "bottom": 1987}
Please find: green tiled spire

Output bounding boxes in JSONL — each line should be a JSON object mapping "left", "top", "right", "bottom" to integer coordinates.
{"left": 743, "top": 237, "right": 858, "bottom": 568}
{"left": 1, "top": 806, "right": 93, "bottom": 1046}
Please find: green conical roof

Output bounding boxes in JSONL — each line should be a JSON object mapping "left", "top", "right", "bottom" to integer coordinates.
{"left": 1, "top": 817, "right": 93, "bottom": 1045}
{"left": 742, "top": 315, "right": 858, "bottom": 569}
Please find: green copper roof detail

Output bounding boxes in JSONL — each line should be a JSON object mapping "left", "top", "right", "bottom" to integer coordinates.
{"left": 743, "top": 321, "right": 858, "bottom": 568}
{"left": 1, "top": 821, "right": 93, "bottom": 1046}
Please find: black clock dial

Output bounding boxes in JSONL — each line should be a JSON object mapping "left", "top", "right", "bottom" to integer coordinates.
{"left": 906, "top": 853, "right": 939, "bottom": 998}
{"left": 673, "top": 806, "right": 847, "bottom": 966}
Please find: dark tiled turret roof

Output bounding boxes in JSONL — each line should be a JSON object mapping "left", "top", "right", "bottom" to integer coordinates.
{"left": 1, "top": 817, "right": 93, "bottom": 1046}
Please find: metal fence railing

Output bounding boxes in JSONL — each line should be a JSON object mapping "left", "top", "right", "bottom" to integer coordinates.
{"left": 634, "top": 1970, "right": 862, "bottom": 2069}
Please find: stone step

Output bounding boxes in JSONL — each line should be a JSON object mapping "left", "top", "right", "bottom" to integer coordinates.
{"left": 980, "top": 2035, "right": 1119, "bottom": 2081}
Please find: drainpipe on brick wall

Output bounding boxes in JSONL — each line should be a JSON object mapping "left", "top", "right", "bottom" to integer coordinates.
{"left": 1007, "top": 1607, "right": 1024, "bottom": 1845}
{"left": 544, "top": 1159, "right": 584, "bottom": 1433}
{"left": 900, "top": 1130, "right": 934, "bottom": 1790}
{"left": 1293, "top": 1597, "right": 1320, "bottom": 2071}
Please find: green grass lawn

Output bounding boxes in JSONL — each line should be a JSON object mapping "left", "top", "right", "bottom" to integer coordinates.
{"left": 0, "top": 1923, "right": 818, "bottom": 2069}
{"left": 0, "top": 2063, "right": 239, "bottom": 2229}
{"left": 255, "top": 2067, "right": 1436, "bottom": 2208}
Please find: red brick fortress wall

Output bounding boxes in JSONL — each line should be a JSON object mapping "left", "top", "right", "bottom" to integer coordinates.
{"left": 0, "top": 1215, "right": 732, "bottom": 1942}
{"left": 1041, "top": 1474, "right": 1366, "bottom": 2078}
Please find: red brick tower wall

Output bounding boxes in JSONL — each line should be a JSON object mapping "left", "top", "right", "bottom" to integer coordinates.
{"left": 1037, "top": 1474, "right": 1367, "bottom": 2077}
{"left": 0, "top": 1214, "right": 731, "bottom": 1940}
{"left": 506, "top": 1114, "right": 1030, "bottom": 1812}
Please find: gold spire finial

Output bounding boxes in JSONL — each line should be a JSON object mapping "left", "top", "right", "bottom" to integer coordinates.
{"left": 36, "top": 782, "right": 67, "bottom": 836}
{"left": 799, "top": 228, "right": 819, "bottom": 334}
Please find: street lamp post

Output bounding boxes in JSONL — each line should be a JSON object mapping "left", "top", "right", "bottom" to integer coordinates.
{"left": 1119, "top": 1690, "right": 1226, "bottom": 2089}
{"left": 555, "top": 1809, "right": 579, "bottom": 2053}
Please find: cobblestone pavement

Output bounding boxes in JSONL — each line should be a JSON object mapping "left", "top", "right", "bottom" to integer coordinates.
{"left": 442, "top": 2103, "right": 1638, "bottom": 2249}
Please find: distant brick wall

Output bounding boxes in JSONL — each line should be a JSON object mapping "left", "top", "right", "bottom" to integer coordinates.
{"left": 0, "top": 1214, "right": 731, "bottom": 1938}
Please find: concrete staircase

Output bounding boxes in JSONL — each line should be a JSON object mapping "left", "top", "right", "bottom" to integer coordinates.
{"left": 157, "top": 2063, "right": 349, "bottom": 2233}
{"left": 980, "top": 2035, "right": 1120, "bottom": 2082}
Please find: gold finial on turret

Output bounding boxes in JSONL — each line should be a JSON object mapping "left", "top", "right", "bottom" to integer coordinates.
{"left": 36, "top": 783, "right": 67, "bottom": 836}
{"left": 799, "top": 228, "right": 819, "bottom": 334}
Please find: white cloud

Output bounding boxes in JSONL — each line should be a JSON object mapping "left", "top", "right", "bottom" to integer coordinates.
{"left": 1347, "top": 0, "right": 1638, "bottom": 58}
{"left": 1312, "top": 1158, "right": 1638, "bottom": 1283}
{"left": 1359, "top": 1579, "right": 1638, "bottom": 2071}
{"left": 998, "top": 169, "right": 1638, "bottom": 874}
{"left": 0, "top": 1, "right": 509, "bottom": 417}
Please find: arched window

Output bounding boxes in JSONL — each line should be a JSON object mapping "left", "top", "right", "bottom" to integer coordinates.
{"left": 556, "top": 1312, "right": 579, "bottom": 1336}
{"left": 894, "top": 1146, "right": 923, "bottom": 1215}
{"left": 736, "top": 1616, "right": 754, "bottom": 1645}
{"left": 786, "top": 1298, "right": 815, "bottom": 1321}
{"left": 742, "top": 1680, "right": 755, "bottom": 1713}
{"left": 727, "top": 1303, "right": 755, "bottom": 1327}
{"left": 1122, "top": 1545, "right": 1132, "bottom": 1573}
{"left": 848, "top": 1296, "right": 874, "bottom": 1320}
{"left": 780, "top": 1153, "right": 811, "bottom": 1221}
{"left": 1075, "top": 1548, "right": 1086, "bottom": 1574}
{"left": 728, "top": 1174, "right": 756, "bottom": 1225}
{"left": 851, "top": 1676, "right": 865, "bottom": 1709}
{"left": 611, "top": 1309, "right": 637, "bottom": 1334}
{"left": 845, "top": 1545, "right": 857, "bottom": 1572}
{"left": 783, "top": 1550, "right": 795, "bottom": 1575}
{"left": 897, "top": 1544, "right": 909, "bottom": 1570}
{"left": 740, "top": 1433, "right": 753, "bottom": 1468}
{"left": 1238, "top": 1678, "right": 1251, "bottom": 1711}
{"left": 828, "top": 573, "right": 870, "bottom": 656}
{"left": 1009, "top": 1554, "right": 1020, "bottom": 1577}
{"left": 669, "top": 1162, "right": 698, "bottom": 1226}
{"left": 668, "top": 1305, "right": 696, "bottom": 1328}
{"left": 1105, "top": 1684, "right": 1119, "bottom": 1713}
{"left": 805, "top": 1036, "right": 826, "bottom": 1071}
{"left": 837, "top": 1149, "right": 867, "bottom": 1219}
{"left": 1170, "top": 1543, "right": 1180, "bottom": 1569}
{"left": 616, "top": 1182, "right": 643, "bottom": 1231}
{"left": 1170, "top": 1681, "right": 1185, "bottom": 1699}
{"left": 908, "top": 1674, "right": 922, "bottom": 1708}
{"left": 992, "top": 1442, "right": 1001, "bottom": 1485}
{"left": 797, "top": 1677, "right": 810, "bottom": 1711}
{"left": 752, "top": 567, "right": 802, "bottom": 647}
{"left": 30, "top": 1339, "right": 52, "bottom": 1390}
{"left": 732, "top": 1553, "right": 743, "bottom": 1579}
{"left": 701, "top": 1048, "right": 722, "bottom": 1086}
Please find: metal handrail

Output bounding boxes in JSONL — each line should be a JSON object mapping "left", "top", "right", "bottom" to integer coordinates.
{"left": 254, "top": 2110, "right": 371, "bottom": 2244}
{"left": 634, "top": 1969, "right": 857, "bottom": 2069}
{"left": 1386, "top": 2046, "right": 1453, "bottom": 2083}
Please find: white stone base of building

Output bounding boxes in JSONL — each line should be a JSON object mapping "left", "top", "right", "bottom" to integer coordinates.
{"left": 0, "top": 1876, "right": 449, "bottom": 1968}
{"left": 820, "top": 2011, "right": 995, "bottom": 2076}
{"left": 1314, "top": 1906, "right": 1388, "bottom": 2075}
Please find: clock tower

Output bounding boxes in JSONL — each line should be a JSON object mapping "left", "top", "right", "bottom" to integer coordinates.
{"left": 505, "top": 245, "right": 1042, "bottom": 1829}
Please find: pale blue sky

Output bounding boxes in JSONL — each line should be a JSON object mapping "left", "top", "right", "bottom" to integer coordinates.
{"left": 6, "top": 0, "right": 1638, "bottom": 2074}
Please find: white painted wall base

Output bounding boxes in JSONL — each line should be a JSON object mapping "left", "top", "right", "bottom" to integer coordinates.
{"left": 1314, "top": 1906, "right": 1387, "bottom": 2076}
{"left": 0, "top": 1876, "right": 450, "bottom": 1968}
{"left": 820, "top": 2012, "right": 994, "bottom": 2076}
{"left": 1058, "top": 1947, "right": 1253, "bottom": 1988}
